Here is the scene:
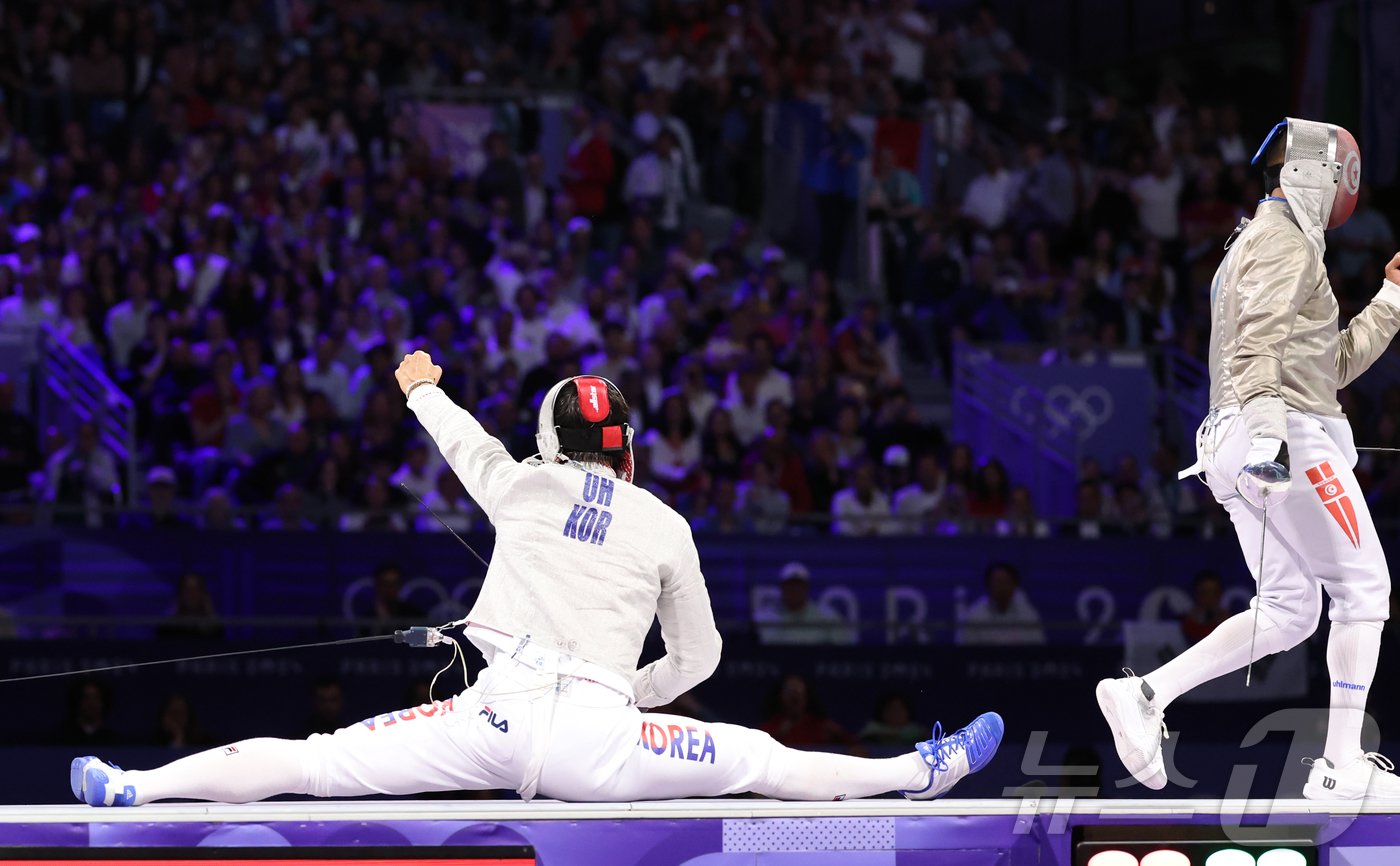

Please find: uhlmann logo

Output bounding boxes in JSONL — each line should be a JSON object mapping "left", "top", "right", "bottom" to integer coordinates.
{"left": 1333, "top": 680, "right": 1367, "bottom": 691}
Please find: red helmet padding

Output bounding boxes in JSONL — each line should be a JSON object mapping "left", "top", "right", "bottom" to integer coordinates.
{"left": 1329, "top": 126, "right": 1361, "bottom": 229}
{"left": 574, "top": 377, "right": 612, "bottom": 423}
{"left": 601, "top": 426, "right": 623, "bottom": 450}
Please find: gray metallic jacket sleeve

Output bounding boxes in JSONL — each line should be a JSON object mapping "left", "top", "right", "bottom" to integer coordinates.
{"left": 1336, "top": 282, "right": 1400, "bottom": 389}
{"left": 1231, "top": 226, "right": 1313, "bottom": 442}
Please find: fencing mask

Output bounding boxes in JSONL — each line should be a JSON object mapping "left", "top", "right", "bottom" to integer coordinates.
{"left": 535, "top": 375, "right": 635, "bottom": 482}
{"left": 1251, "top": 117, "right": 1361, "bottom": 254}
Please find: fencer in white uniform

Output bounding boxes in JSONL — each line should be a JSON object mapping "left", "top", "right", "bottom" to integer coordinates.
{"left": 1097, "top": 117, "right": 1400, "bottom": 800}
{"left": 70, "top": 354, "right": 1003, "bottom": 806}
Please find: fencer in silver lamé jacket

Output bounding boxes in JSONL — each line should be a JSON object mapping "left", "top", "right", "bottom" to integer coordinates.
{"left": 1209, "top": 198, "right": 1400, "bottom": 442}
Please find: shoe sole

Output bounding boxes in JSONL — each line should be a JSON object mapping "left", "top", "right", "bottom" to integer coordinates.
{"left": 69, "top": 757, "right": 88, "bottom": 803}
{"left": 1095, "top": 680, "right": 1167, "bottom": 790}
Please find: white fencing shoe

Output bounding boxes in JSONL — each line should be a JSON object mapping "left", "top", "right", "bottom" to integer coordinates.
{"left": 1303, "top": 753, "right": 1400, "bottom": 801}
{"left": 1096, "top": 671, "right": 1168, "bottom": 790}
{"left": 70, "top": 756, "right": 136, "bottom": 807}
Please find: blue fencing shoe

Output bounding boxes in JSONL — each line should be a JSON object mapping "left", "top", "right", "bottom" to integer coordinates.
{"left": 901, "top": 712, "right": 1004, "bottom": 800}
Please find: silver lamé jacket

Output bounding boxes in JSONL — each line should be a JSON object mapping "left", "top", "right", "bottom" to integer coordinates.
{"left": 1209, "top": 198, "right": 1400, "bottom": 442}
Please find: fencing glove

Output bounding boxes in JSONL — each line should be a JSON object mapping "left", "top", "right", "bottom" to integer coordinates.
{"left": 1236, "top": 437, "right": 1290, "bottom": 508}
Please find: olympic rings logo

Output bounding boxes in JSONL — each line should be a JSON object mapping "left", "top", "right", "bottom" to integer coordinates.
{"left": 1010, "top": 385, "right": 1115, "bottom": 441}
{"left": 341, "top": 576, "right": 483, "bottom": 621}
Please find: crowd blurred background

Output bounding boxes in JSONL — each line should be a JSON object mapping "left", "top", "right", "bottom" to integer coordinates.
{"left": 2, "top": 0, "right": 1399, "bottom": 781}
{"left": 1, "top": 0, "right": 1393, "bottom": 540}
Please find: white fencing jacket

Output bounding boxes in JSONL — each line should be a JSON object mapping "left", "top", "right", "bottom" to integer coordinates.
{"left": 407, "top": 384, "right": 722, "bottom": 707}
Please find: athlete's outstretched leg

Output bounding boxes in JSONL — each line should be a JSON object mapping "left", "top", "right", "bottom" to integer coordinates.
{"left": 72, "top": 694, "right": 513, "bottom": 806}
{"left": 77, "top": 738, "right": 315, "bottom": 805}
{"left": 539, "top": 709, "right": 1001, "bottom": 802}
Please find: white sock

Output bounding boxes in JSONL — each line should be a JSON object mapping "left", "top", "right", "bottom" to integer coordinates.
{"left": 1143, "top": 604, "right": 1295, "bottom": 708}
{"left": 757, "top": 748, "right": 928, "bottom": 800}
{"left": 124, "top": 738, "right": 311, "bottom": 805}
{"left": 1324, "top": 621, "right": 1383, "bottom": 767}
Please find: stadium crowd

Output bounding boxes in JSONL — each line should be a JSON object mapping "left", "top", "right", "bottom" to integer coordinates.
{"left": 0, "top": 0, "right": 1394, "bottom": 539}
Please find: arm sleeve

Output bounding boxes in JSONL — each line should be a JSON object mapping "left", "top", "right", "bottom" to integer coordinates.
{"left": 631, "top": 528, "right": 723, "bottom": 708}
{"left": 1229, "top": 230, "right": 1313, "bottom": 442}
{"left": 406, "top": 384, "right": 524, "bottom": 522}
{"left": 1335, "top": 279, "right": 1400, "bottom": 390}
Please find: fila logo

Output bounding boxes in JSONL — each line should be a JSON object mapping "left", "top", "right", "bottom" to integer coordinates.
{"left": 1305, "top": 461, "right": 1361, "bottom": 548}
{"left": 1324, "top": 776, "right": 1337, "bottom": 790}
{"left": 478, "top": 705, "right": 509, "bottom": 733}
{"left": 223, "top": 746, "right": 239, "bottom": 756}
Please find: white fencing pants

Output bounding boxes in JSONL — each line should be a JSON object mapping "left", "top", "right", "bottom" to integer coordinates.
{"left": 1200, "top": 410, "right": 1389, "bottom": 627}
{"left": 1144, "top": 409, "right": 1389, "bottom": 710}
{"left": 123, "top": 656, "right": 927, "bottom": 804}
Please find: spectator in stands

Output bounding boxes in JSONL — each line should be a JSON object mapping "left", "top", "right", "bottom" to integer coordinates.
{"left": 0, "top": 373, "right": 38, "bottom": 497}
{"left": 690, "top": 476, "right": 746, "bottom": 534}
{"left": 859, "top": 692, "right": 927, "bottom": 746}
{"left": 414, "top": 468, "right": 475, "bottom": 534}
{"left": 623, "top": 128, "right": 688, "bottom": 244}
{"left": 302, "top": 336, "right": 353, "bottom": 418}
{"left": 41, "top": 420, "right": 121, "bottom": 528}
{"left": 298, "top": 677, "right": 347, "bottom": 738}
{"left": 958, "top": 3, "right": 1017, "bottom": 78}
{"left": 644, "top": 389, "right": 702, "bottom": 499}
{"left": 956, "top": 561, "right": 1047, "bottom": 646}
{"left": 724, "top": 361, "right": 768, "bottom": 447}
{"left": 1072, "top": 478, "right": 1108, "bottom": 539}
{"left": 390, "top": 439, "right": 439, "bottom": 503}
{"left": 893, "top": 453, "right": 947, "bottom": 533}
{"left": 52, "top": 678, "right": 118, "bottom": 747}
{"left": 803, "top": 98, "right": 867, "bottom": 276}
{"left": 700, "top": 406, "right": 743, "bottom": 481}
{"left": 355, "top": 562, "right": 424, "bottom": 635}
{"left": 152, "top": 693, "right": 213, "bottom": 749}
{"left": 340, "top": 476, "right": 408, "bottom": 532}
{"left": 962, "top": 145, "right": 1018, "bottom": 233}
{"left": 761, "top": 673, "right": 863, "bottom": 755}
{"left": 1181, "top": 569, "right": 1230, "bottom": 644}
{"left": 999, "top": 485, "right": 1051, "bottom": 538}
{"left": 199, "top": 486, "right": 245, "bottom": 531}
{"left": 562, "top": 107, "right": 614, "bottom": 219}
{"left": 967, "top": 459, "right": 1011, "bottom": 519}
{"left": 738, "top": 459, "right": 791, "bottom": 535}
{"left": 155, "top": 572, "right": 225, "bottom": 640}
{"left": 262, "top": 482, "right": 317, "bottom": 531}
{"left": 725, "top": 333, "right": 792, "bottom": 410}
{"left": 832, "top": 461, "right": 894, "bottom": 537}
{"left": 0, "top": 266, "right": 57, "bottom": 364}
{"left": 754, "top": 562, "right": 854, "bottom": 646}
{"left": 121, "top": 465, "right": 190, "bottom": 530}
{"left": 224, "top": 379, "right": 288, "bottom": 465}
{"left": 1129, "top": 149, "right": 1184, "bottom": 244}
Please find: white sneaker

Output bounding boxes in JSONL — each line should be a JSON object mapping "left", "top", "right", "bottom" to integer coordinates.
{"left": 1303, "top": 753, "right": 1400, "bottom": 801}
{"left": 1095, "top": 672, "right": 1168, "bottom": 790}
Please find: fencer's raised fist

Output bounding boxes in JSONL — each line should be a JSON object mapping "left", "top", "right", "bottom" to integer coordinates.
{"left": 395, "top": 350, "right": 443, "bottom": 397}
{"left": 1385, "top": 252, "right": 1400, "bottom": 287}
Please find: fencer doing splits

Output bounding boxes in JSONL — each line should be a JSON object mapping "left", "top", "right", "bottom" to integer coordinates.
{"left": 1097, "top": 117, "right": 1400, "bottom": 800}
{"left": 70, "top": 353, "right": 1003, "bottom": 806}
